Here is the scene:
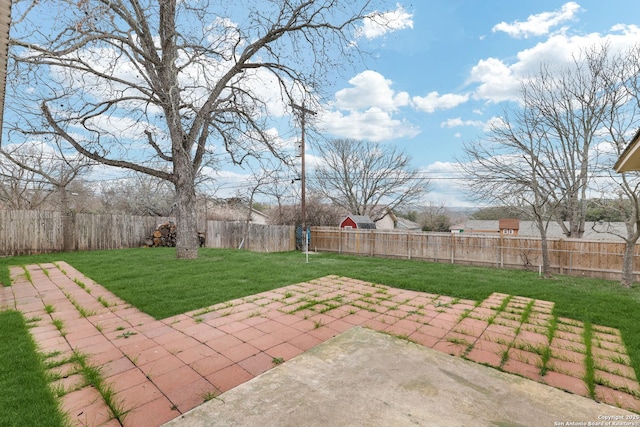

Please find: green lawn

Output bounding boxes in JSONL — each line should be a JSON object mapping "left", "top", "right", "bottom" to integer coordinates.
{"left": 0, "top": 310, "right": 68, "bottom": 427}
{"left": 2, "top": 247, "right": 640, "bottom": 424}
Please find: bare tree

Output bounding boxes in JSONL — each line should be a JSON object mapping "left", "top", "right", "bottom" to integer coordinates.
{"left": 521, "top": 45, "right": 618, "bottom": 238}
{"left": 8, "top": 0, "right": 388, "bottom": 259}
{"left": 98, "top": 173, "right": 177, "bottom": 216}
{"left": 461, "top": 107, "right": 558, "bottom": 278}
{"left": 310, "top": 138, "right": 429, "bottom": 221}
{"left": 0, "top": 141, "right": 93, "bottom": 250}
{"left": 418, "top": 202, "right": 453, "bottom": 232}
{"left": 268, "top": 193, "right": 342, "bottom": 226}
{"left": 461, "top": 43, "right": 640, "bottom": 284}
{"left": 0, "top": 149, "right": 53, "bottom": 210}
{"left": 590, "top": 44, "right": 640, "bottom": 287}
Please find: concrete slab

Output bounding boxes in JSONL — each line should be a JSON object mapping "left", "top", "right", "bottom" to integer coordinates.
{"left": 165, "top": 327, "right": 633, "bottom": 427}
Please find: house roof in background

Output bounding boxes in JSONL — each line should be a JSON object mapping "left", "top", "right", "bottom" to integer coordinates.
{"left": 464, "top": 220, "right": 627, "bottom": 241}
{"left": 341, "top": 214, "right": 376, "bottom": 228}
{"left": 395, "top": 217, "right": 421, "bottom": 230}
{"left": 614, "top": 128, "right": 640, "bottom": 172}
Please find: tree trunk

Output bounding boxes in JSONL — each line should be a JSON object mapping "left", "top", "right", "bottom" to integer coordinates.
{"left": 60, "top": 185, "right": 76, "bottom": 252}
{"left": 535, "top": 217, "right": 553, "bottom": 278}
{"left": 621, "top": 238, "right": 638, "bottom": 288}
{"left": 173, "top": 153, "right": 199, "bottom": 259}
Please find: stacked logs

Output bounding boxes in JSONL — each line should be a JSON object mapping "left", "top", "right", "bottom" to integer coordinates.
{"left": 145, "top": 221, "right": 206, "bottom": 247}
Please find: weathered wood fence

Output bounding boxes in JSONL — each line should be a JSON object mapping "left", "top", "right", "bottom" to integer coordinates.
{"left": 311, "top": 227, "right": 639, "bottom": 281}
{"left": 0, "top": 210, "right": 294, "bottom": 255}
{"left": 205, "top": 221, "right": 295, "bottom": 252}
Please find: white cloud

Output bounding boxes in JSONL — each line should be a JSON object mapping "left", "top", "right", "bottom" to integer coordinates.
{"left": 319, "top": 108, "right": 420, "bottom": 142}
{"left": 421, "top": 161, "right": 476, "bottom": 207}
{"left": 469, "top": 24, "right": 640, "bottom": 104}
{"left": 467, "top": 57, "right": 521, "bottom": 103}
{"left": 483, "top": 116, "right": 507, "bottom": 132}
{"left": 492, "top": 2, "right": 581, "bottom": 39}
{"left": 440, "top": 118, "right": 484, "bottom": 128}
{"left": 412, "top": 91, "right": 469, "bottom": 113}
{"left": 357, "top": 4, "right": 414, "bottom": 40}
{"left": 334, "top": 70, "right": 409, "bottom": 112}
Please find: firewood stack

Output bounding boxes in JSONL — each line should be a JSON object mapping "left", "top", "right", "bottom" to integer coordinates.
{"left": 145, "top": 221, "right": 206, "bottom": 247}
{"left": 152, "top": 221, "right": 177, "bottom": 246}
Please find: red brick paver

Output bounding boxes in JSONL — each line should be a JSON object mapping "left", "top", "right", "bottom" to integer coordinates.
{"left": 4, "top": 263, "right": 640, "bottom": 426}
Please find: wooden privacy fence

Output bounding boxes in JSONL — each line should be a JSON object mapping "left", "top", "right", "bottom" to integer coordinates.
{"left": 311, "top": 227, "right": 639, "bottom": 281}
{"left": 205, "top": 221, "right": 295, "bottom": 252}
{"left": 0, "top": 210, "right": 295, "bottom": 255}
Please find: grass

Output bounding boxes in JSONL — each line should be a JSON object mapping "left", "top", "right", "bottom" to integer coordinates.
{"left": 0, "top": 311, "right": 68, "bottom": 427}
{"left": 3, "top": 247, "right": 640, "bottom": 421}
{"left": 70, "top": 351, "right": 128, "bottom": 423}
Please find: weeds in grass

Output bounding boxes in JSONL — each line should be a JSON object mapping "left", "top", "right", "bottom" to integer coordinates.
{"left": 487, "top": 295, "right": 513, "bottom": 326}
{"left": 446, "top": 336, "right": 471, "bottom": 346}
{"left": 193, "top": 308, "right": 211, "bottom": 317}
{"left": 77, "top": 305, "right": 96, "bottom": 318}
{"left": 582, "top": 322, "right": 596, "bottom": 399}
{"left": 202, "top": 391, "right": 219, "bottom": 403}
{"left": 519, "top": 300, "right": 535, "bottom": 324}
{"left": 609, "top": 354, "right": 631, "bottom": 366}
{"left": 22, "top": 266, "right": 32, "bottom": 283}
{"left": 376, "top": 330, "right": 417, "bottom": 344}
{"left": 52, "top": 319, "right": 65, "bottom": 336}
{"left": 458, "top": 309, "right": 472, "bottom": 322}
{"left": 71, "top": 352, "right": 128, "bottom": 423}
{"left": 546, "top": 314, "right": 558, "bottom": 344}
{"left": 65, "top": 293, "right": 96, "bottom": 318}
{"left": 319, "top": 304, "right": 339, "bottom": 314}
{"left": 73, "top": 278, "right": 90, "bottom": 294}
{"left": 53, "top": 262, "right": 64, "bottom": 273}
{"left": 116, "top": 331, "right": 137, "bottom": 339}
{"left": 49, "top": 384, "right": 67, "bottom": 399}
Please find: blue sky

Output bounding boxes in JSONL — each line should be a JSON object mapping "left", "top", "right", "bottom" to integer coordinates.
{"left": 295, "top": 1, "right": 640, "bottom": 207}
{"left": 6, "top": 1, "right": 640, "bottom": 210}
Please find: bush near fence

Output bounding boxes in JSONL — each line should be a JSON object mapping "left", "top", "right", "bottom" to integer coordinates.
{"left": 0, "top": 210, "right": 294, "bottom": 255}
{"left": 310, "top": 226, "right": 638, "bottom": 281}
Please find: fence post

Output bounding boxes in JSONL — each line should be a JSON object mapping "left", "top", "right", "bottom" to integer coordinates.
{"left": 451, "top": 234, "right": 455, "bottom": 264}
{"left": 407, "top": 232, "right": 411, "bottom": 260}
{"left": 370, "top": 229, "right": 375, "bottom": 257}
{"left": 558, "top": 239, "right": 565, "bottom": 275}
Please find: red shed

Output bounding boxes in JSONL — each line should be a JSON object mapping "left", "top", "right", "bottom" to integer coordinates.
{"left": 339, "top": 214, "right": 376, "bottom": 229}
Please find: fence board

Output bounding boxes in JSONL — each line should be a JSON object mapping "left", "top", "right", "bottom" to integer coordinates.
{"left": 311, "top": 227, "right": 638, "bottom": 282}
{"left": 205, "top": 221, "right": 294, "bottom": 252}
{"left": 0, "top": 211, "right": 294, "bottom": 255}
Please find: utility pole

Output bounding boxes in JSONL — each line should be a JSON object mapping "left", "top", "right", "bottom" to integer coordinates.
{"left": 291, "top": 103, "right": 316, "bottom": 231}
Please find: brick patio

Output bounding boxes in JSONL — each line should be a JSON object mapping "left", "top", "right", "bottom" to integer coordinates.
{"left": 1, "top": 261, "right": 639, "bottom": 426}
